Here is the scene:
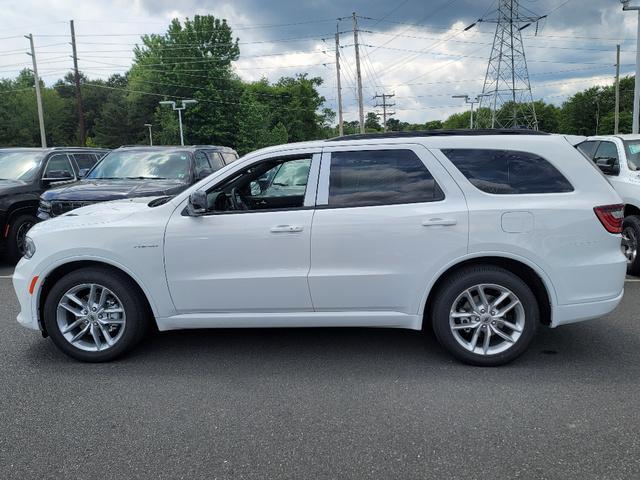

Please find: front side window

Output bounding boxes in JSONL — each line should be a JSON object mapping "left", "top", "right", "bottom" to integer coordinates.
{"left": 87, "top": 150, "right": 191, "bottom": 181}
{"left": 194, "top": 151, "right": 213, "bottom": 177}
{"left": 206, "top": 157, "right": 311, "bottom": 213}
{"left": 623, "top": 140, "right": 640, "bottom": 171}
{"left": 0, "top": 150, "right": 44, "bottom": 181}
{"left": 44, "top": 154, "right": 75, "bottom": 179}
{"left": 576, "top": 141, "right": 599, "bottom": 160}
{"left": 441, "top": 149, "right": 573, "bottom": 194}
{"left": 328, "top": 149, "right": 443, "bottom": 208}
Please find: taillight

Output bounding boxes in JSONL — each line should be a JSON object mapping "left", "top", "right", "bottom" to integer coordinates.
{"left": 594, "top": 204, "right": 624, "bottom": 234}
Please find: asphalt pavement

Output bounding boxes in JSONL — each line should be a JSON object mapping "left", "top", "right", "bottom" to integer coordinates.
{"left": 0, "top": 261, "right": 639, "bottom": 479}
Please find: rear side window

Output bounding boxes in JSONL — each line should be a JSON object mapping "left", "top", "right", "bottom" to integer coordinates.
{"left": 204, "top": 151, "right": 225, "bottom": 170}
{"left": 222, "top": 152, "right": 238, "bottom": 165}
{"left": 441, "top": 149, "right": 573, "bottom": 195}
{"left": 328, "top": 149, "right": 444, "bottom": 208}
{"left": 72, "top": 153, "right": 98, "bottom": 170}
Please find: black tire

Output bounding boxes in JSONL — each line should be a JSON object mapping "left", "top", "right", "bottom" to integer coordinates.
{"left": 430, "top": 265, "right": 538, "bottom": 366}
{"left": 43, "top": 267, "right": 149, "bottom": 362}
{"left": 622, "top": 215, "right": 640, "bottom": 276}
{"left": 5, "top": 214, "right": 37, "bottom": 263}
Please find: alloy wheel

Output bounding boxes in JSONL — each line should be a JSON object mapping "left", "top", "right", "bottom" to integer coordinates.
{"left": 622, "top": 226, "right": 638, "bottom": 265}
{"left": 449, "top": 283, "right": 525, "bottom": 355}
{"left": 56, "top": 283, "right": 126, "bottom": 352}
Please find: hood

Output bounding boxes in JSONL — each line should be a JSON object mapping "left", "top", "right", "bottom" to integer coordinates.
{"left": 0, "top": 179, "right": 28, "bottom": 195}
{"left": 29, "top": 196, "right": 159, "bottom": 235}
{"left": 40, "top": 178, "right": 188, "bottom": 201}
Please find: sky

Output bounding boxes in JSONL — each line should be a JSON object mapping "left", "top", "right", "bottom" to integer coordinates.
{"left": 0, "top": 0, "right": 637, "bottom": 124}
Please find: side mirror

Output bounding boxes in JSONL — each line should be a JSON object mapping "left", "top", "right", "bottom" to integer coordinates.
{"left": 595, "top": 157, "right": 620, "bottom": 175}
{"left": 186, "top": 190, "right": 207, "bottom": 216}
{"left": 42, "top": 170, "right": 73, "bottom": 184}
{"left": 78, "top": 168, "right": 90, "bottom": 178}
{"left": 196, "top": 168, "right": 213, "bottom": 181}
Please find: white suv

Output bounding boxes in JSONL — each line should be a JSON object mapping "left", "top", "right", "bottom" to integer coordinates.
{"left": 13, "top": 131, "right": 626, "bottom": 366}
{"left": 577, "top": 135, "right": 640, "bottom": 274}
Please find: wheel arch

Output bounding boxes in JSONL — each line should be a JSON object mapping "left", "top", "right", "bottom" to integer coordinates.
{"left": 422, "top": 255, "right": 554, "bottom": 328}
{"left": 624, "top": 203, "right": 640, "bottom": 218}
{"left": 37, "top": 259, "right": 157, "bottom": 335}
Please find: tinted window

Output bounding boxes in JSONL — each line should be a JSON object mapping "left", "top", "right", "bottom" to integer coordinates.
{"left": 204, "top": 151, "right": 225, "bottom": 170}
{"left": 593, "top": 142, "right": 619, "bottom": 163}
{"left": 576, "top": 141, "right": 599, "bottom": 160}
{"left": 73, "top": 153, "right": 98, "bottom": 170}
{"left": 0, "top": 150, "right": 44, "bottom": 181}
{"left": 222, "top": 152, "right": 238, "bottom": 165}
{"left": 194, "top": 151, "right": 212, "bottom": 177}
{"left": 328, "top": 150, "right": 443, "bottom": 208}
{"left": 44, "top": 154, "right": 74, "bottom": 179}
{"left": 442, "top": 149, "right": 573, "bottom": 194}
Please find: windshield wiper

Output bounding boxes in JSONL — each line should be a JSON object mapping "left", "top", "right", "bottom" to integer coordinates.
{"left": 123, "top": 176, "right": 169, "bottom": 180}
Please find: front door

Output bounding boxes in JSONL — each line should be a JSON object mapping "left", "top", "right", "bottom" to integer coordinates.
{"left": 164, "top": 152, "right": 320, "bottom": 314}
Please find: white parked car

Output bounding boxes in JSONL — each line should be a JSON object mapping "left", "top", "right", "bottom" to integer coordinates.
{"left": 13, "top": 130, "right": 626, "bottom": 366}
{"left": 577, "top": 134, "right": 640, "bottom": 274}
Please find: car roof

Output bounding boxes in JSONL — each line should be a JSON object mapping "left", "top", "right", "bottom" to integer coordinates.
{"left": 0, "top": 147, "right": 108, "bottom": 152}
{"left": 587, "top": 134, "right": 640, "bottom": 141}
{"left": 115, "top": 145, "right": 236, "bottom": 153}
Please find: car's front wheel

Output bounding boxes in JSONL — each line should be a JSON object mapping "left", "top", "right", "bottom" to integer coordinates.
{"left": 6, "top": 214, "right": 37, "bottom": 263}
{"left": 431, "top": 265, "right": 538, "bottom": 366}
{"left": 43, "top": 267, "right": 149, "bottom": 362}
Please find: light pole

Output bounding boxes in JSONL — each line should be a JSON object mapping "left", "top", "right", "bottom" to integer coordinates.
{"left": 159, "top": 99, "right": 198, "bottom": 146}
{"left": 452, "top": 94, "right": 489, "bottom": 129}
{"left": 622, "top": 0, "right": 640, "bottom": 133}
{"left": 144, "top": 123, "right": 153, "bottom": 146}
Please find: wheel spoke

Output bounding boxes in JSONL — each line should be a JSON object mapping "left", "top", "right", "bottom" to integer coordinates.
{"left": 491, "top": 291, "right": 510, "bottom": 309}
{"left": 469, "top": 325, "right": 481, "bottom": 350}
{"left": 90, "top": 324, "right": 102, "bottom": 350}
{"left": 500, "top": 320, "right": 523, "bottom": 333}
{"left": 477, "top": 286, "right": 489, "bottom": 308}
{"left": 59, "top": 303, "right": 83, "bottom": 317}
{"left": 88, "top": 284, "right": 97, "bottom": 308}
{"left": 98, "top": 317, "right": 124, "bottom": 325}
{"left": 452, "top": 322, "right": 480, "bottom": 330}
{"left": 464, "top": 290, "right": 480, "bottom": 313}
{"left": 97, "top": 287, "right": 108, "bottom": 308}
{"left": 65, "top": 293, "right": 86, "bottom": 309}
{"left": 451, "top": 311, "right": 475, "bottom": 318}
{"left": 70, "top": 325, "right": 90, "bottom": 343}
{"left": 102, "top": 308, "right": 124, "bottom": 314}
{"left": 482, "top": 325, "right": 491, "bottom": 354}
{"left": 61, "top": 318, "right": 84, "bottom": 334}
{"left": 496, "top": 300, "right": 520, "bottom": 317}
{"left": 490, "top": 325, "right": 514, "bottom": 343}
{"left": 98, "top": 324, "right": 115, "bottom": 346}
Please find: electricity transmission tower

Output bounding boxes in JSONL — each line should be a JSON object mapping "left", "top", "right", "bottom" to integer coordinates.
{"left": 373, "top": 92, "right": 395, "bottom": 131}
{"left": 476, "top": 0, "right": 544, "bottom": 130}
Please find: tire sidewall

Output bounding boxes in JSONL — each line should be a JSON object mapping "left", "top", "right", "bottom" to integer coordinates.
{"left": 623, "top": 215, "right": 640, "bottom": 276}
{"left": 6, "top": 214, "right": 37, "bottom": 263}
{"left": 43, "top": 268, "right": 145, "bottom": 362}
{"left": 431, "top": 267, "right": 538, "bottom": 366}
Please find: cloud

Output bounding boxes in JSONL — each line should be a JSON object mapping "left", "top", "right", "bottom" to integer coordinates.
{"left": 0, "top": 0, "right": 636, "bottom": 124}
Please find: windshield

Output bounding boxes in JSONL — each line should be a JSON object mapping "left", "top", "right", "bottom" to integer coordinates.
{"left": 624, "top": 141, "right": 640, "bottom": 171}
{"left": 0, "top": 151, "right": 44, "bottom": 181}
{"left": 87, "top": 150, "right": 191, "bottom": 180}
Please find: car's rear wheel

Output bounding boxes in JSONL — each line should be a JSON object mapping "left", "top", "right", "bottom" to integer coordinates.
{"left": 6, "top": 214, "right": 37, "bottom": 263}
{"left": 622, "top": 215, "right": 640, "bottom": 276}
{"left": 431, "top": 265, "right": 538, "bottom": 366}
{"left": 43, "top": 267, "right": 149, "bottom": 362}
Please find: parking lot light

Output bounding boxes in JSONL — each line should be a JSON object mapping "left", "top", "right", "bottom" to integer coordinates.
{"left": 159, "top": 99, "right": 198, "bottom": 146}
{"left": 621, "top": 0, "right": 640, "bottom": 133}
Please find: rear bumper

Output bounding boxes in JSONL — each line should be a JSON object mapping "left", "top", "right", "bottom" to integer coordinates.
{"left": 551, "top": 289, "right": 624, "bottom": 327}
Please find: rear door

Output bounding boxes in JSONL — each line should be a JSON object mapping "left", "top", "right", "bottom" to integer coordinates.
{"left": 308, "top": 144, "right": 469, "bottom": 315}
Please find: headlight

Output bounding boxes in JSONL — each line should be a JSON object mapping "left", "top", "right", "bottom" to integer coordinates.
{"left": 23, "top": 236, "right": 36, "bottom": 259}
{"left": 39, "top": 200, "right": 51, "bottom": 211}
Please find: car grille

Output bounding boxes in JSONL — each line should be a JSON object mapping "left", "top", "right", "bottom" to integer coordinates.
{"left": 51, "top": 200, "right": 97, "bottom": 217}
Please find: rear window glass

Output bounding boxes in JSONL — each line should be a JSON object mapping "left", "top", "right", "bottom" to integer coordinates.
{"left": 441, "top": 149, "right": 573, "bottom": 194}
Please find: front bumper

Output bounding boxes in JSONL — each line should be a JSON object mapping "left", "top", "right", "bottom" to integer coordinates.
{"left": 12, "top": 258, "right": 40, "bottom": 331}
{"left": 36, "top": 208, "right": 51, "bottom": 221}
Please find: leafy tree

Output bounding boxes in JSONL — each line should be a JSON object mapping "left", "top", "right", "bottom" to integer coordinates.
{"left": 365, "top": 112, "right": 382, "bottom": 131}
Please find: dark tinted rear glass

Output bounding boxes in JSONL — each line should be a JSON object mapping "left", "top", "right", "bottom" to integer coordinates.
{"left": 441, "top": 149, "right": 573, "bottom": 194}
{"left": 328, "top": 149, "right": 444, "bottom": 208}
{"left": 73, "top": 153, "right": 98, "bottom": 170}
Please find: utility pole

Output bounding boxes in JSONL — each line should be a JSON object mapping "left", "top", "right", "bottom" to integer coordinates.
{"left": 622, "top": 1, "right": 640, "bottom": 133}
{"left": 352, "top": 12, "right": 365, "bottom": 134}
{"left": 452, "top": 94, "right": 489, "bottom": 129}
{"left": 373, "top": 93, "right": 396, "bottom": 131}
{"left": 70, "top": 20, "right": 86, "bottom": 146}
{"left": 334, "top": 25, "right": 344, "bottom": 136}
{"left": 25, "top": 34, "right": 46, "bottom": 148}
{"left": 615, "top": 44, "right": 621, "bottom": 134}
{"left": 144, "top": 123, "right": 153, "bottom": 146}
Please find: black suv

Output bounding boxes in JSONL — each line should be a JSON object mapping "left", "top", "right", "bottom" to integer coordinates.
{"left": 0, "top": 147, "right": 108, "bottom": 261}
{"left": 38, "top": 145, "right": 238, "bottom": 220}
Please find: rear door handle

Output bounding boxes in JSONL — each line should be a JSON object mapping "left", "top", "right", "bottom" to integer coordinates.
{"left": 270, "top": 225, "right": 304, "bottom": 233}
{"left": 422, "top": 218, "right": 457, "bottom": 227}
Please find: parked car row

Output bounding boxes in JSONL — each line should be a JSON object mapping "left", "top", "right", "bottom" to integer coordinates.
{"left": 0, "top": 145, "right": 238, "bottom": 261}
{"left": 12, "top": 129, "right": 627, "bottom": 366}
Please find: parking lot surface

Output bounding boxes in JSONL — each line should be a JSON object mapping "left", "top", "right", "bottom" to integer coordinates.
{"left": 0, "top": 263, "right": 639, "bottom": 479}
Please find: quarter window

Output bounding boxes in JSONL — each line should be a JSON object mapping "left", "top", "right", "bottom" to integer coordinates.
{"left": 328, "top": 149, "right": 443, "bottom": 208}
{"left": 72, "top": 153, "right": 98, "bottom": 170}
{"left": 576, "top": 141, "right": 599, "bottom": 160}
{"left": 441, "top": 149, "right": 573, "bottom": 194}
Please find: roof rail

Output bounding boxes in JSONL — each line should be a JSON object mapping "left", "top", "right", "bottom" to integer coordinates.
{"left": 327, "top": 128, "right": 549, "bottom": 142}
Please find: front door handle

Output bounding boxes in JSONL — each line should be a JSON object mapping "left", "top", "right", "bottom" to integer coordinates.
{"left": 422, "top": 218, "right": 457, "bottom": 227}
{"left": 270, "top": 225, "right": 304, "bottom": 233}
